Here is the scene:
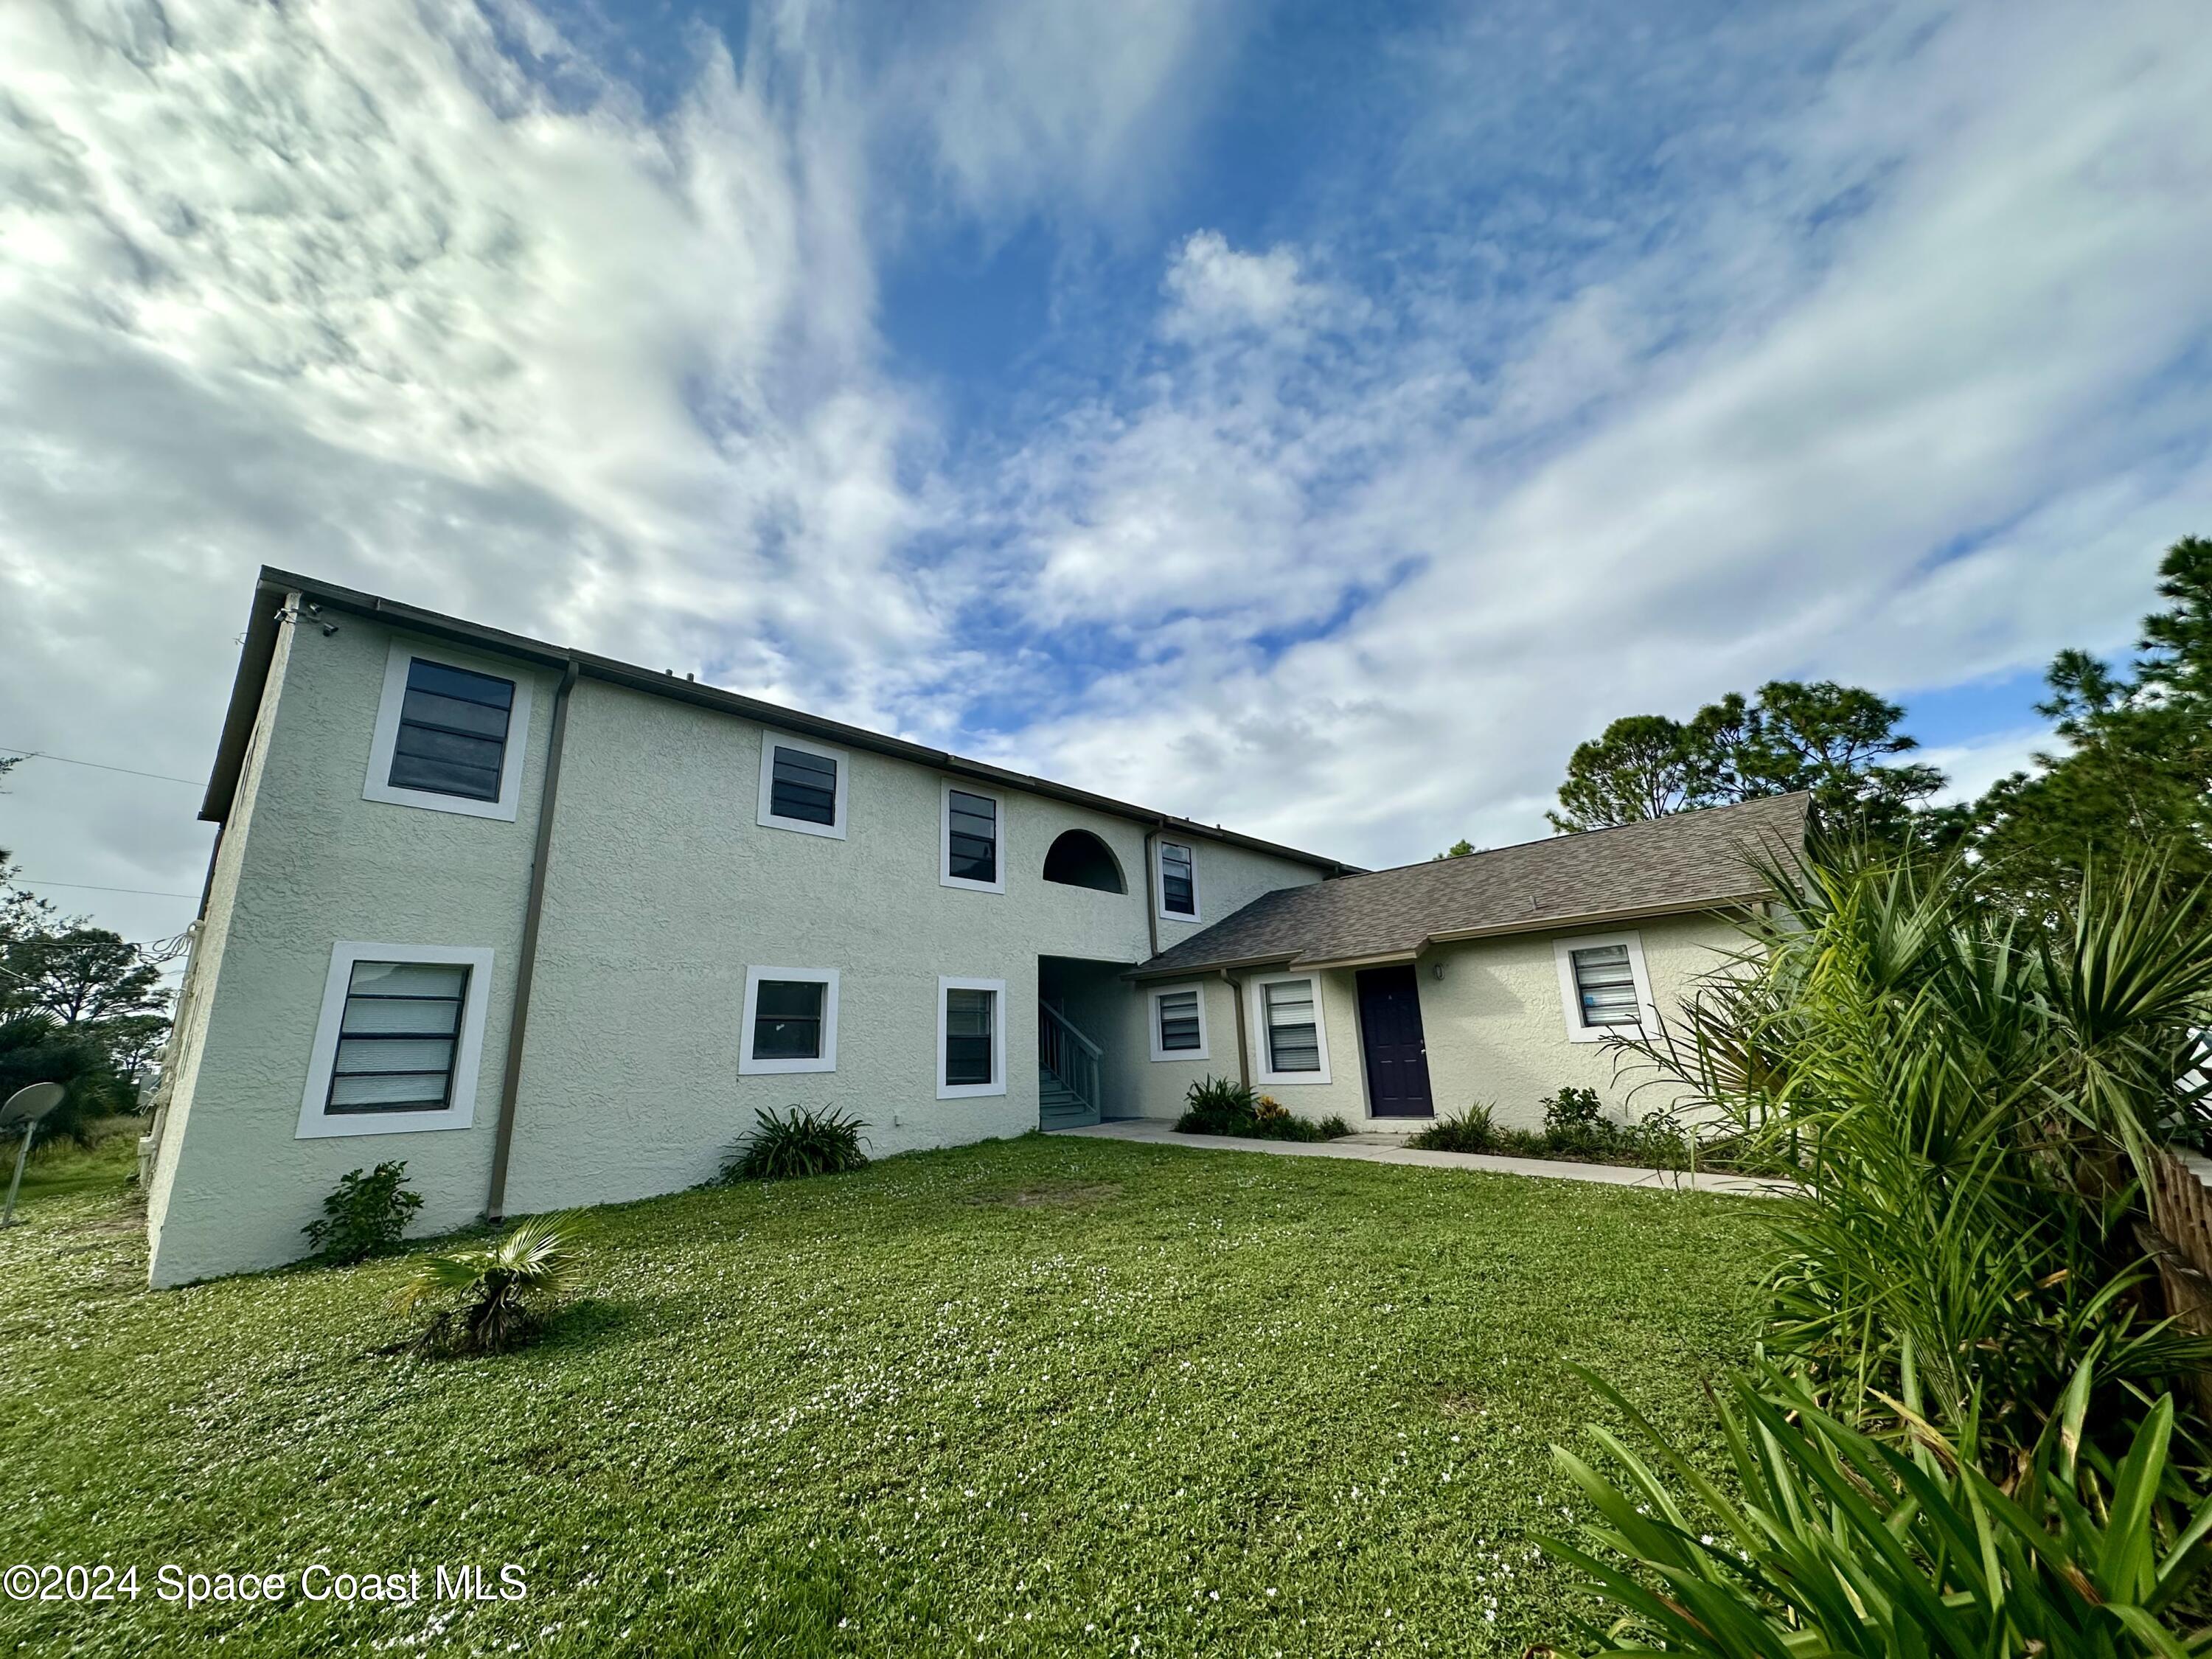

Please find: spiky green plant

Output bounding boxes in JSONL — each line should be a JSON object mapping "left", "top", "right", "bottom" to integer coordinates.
{"left": 394, "top": 1214, "right": 578, "bottom": 1356}
{"left": 1544, "top": 1363, "right": 2212, "bottom": 1658}
{"left": 719, "top": 1106, "right": 869, "bottom": 1181}
{"left": 1613, "top": 839, "right": 2212, "bottom": 1467}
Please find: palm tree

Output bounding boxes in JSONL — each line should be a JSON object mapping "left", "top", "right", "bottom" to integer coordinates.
{"left": 394, "top": 1214, "right": 578, "bottom": 1355}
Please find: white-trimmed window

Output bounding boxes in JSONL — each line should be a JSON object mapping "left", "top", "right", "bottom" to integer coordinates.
{"left": 296, "top": 942, "right": 494, "bottom": 1138}
{"left": 1156, "top": 839, "right": 1199, "bottom": 922}
{"left": 1147, "top": 983, "right": 1210, "bottom": 1062}
{"left": 936, "top": 975, "right": 1006, "bottom": 1099}
{"left": 364, "top": 640, "right": 533, "bottom": 821}
{"left": 1552, "top": 931, "right": 1658, "bottom": 1042}
{"left": 940, "top": 781, "right": 1006, "bottom": 894}
{"left": 1250, "top": 972, "right": 1330, "bottom": 1085}
{"left": 757, "top": 734, "right": 849, "bottom": 838}
{"left": 739, "top": 967, "right": 839, "bottom": 1075}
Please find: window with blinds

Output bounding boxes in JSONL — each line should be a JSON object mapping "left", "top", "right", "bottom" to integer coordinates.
{"left": 944, "top": 986, "right": 996, "bottom": 1087}
{"left": 326, "top": 960, "right": 470, "bottom": 1113}
{"left": 1570, "top": 944, "right": 1641, "bottom": 1026}
{"left": 1159, "top": 841, "right": 1196, "bottom": 917}
{"left": 1263, "top": 978, "right": 1321, "bottom": 1073}
{"left": 946, "top": 789, "right": 998, "bottom": 884}
{"left": 1156, "top": 988, "right": 1202, "bottom": 1053}
{"left": 768, "top": 745, "right": 839, "bottom": 826}
{"left": 751, "top": 979, "right": 825, "bottom": 1061}
{"left": 387, "top": 658, "right": 515, "bottom": 802}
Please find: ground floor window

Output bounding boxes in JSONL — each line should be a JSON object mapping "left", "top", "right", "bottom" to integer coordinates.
{"left": 296, "top": 942, "right": 494, "bottom": 1138}
{"left": 1551, "top": 931, "right": 1656, "bottom": 1042}
{"left": 1249, "top": 973, "right": 1332, "bottom": 1085}
{"left": 740, "top": 967, "right": 840, "bottom": 1074}
{"left": 937, "top": 976, "right": 1007, "bottom": 1099}
{"left": 1147, "top": 984, "right": 1208, "bottom": 1060}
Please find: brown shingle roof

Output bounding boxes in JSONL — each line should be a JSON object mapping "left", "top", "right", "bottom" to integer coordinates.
{"left": 1135, "top": 793, "right": 1809, "bottom": 977}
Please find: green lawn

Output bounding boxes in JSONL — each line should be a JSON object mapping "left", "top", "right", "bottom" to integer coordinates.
{"left": 1, "top": 1131, "right": 1772, "bottom": 1658}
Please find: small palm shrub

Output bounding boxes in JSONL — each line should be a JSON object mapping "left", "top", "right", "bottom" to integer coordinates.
{"left": 1408, "top": 1103, "right": 1502, "bottom": 1153}
{"left": 395, "top": 1214, "right": 577, "bottom": 1356}
{"left": 720, "top": 1106, "right": 869, "bottom": 1181}
{"left": 1545, "top": 1364, "right": 2212, "bottom": 1658}
{"left": 303, "top": 1162, "right": 422, "bottom": 1264}
{"left": 1175, "top": 1074, "right": 1256, "bottom": 1135}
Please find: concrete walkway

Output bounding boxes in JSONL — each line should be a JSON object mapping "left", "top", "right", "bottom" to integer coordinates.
{"left": 1052, "top": 1118, "right": 1793, "bottom": 1197}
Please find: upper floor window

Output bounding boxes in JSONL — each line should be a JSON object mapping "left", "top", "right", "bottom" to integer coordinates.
{"left": 739, "top": 967, "right": 839, "bottom": 1075}
{"left": 1157, "top": 839, "right": 1198, "bottom": 922}
{"left": 937, "top": 976, "right": 1006, "bottom": 1099}
{"left": 1043, "top": 829, "right": 1126, "bottom": 893}
{"left": 296, "top": 941, "right": 495, "bottom": 1138}
{"left": 364, "top": 641, "right": 533, "bottom": 821}
{"left": 1551, "top": 932, "right": 1655, "bottom": 1043}
{"left": 757, "top": 735, "right": 849, "bottom": 839}
{"left": 941, "top": 782, "right": 1006, "bottom": 893}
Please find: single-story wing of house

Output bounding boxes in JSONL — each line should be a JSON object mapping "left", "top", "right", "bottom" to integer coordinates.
{"left": 139, "top": 568, "right": 1809, "bottom": 1285}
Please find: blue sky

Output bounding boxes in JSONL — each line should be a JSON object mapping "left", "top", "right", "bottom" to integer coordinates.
{"left": 2, "top": 0, "right": 2208, "bottom": 946}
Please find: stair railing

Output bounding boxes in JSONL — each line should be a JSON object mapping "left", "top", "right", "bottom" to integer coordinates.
{"left": 1037, "top": 1002, "right": 1103, "bottom": 1119}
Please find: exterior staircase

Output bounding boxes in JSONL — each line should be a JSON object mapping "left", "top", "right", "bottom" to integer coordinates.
{"left": 1039, "top": 1068, "right": 1095, "bottom": 1131}
{"left": 1037, "top": 1001, "right": 1104, "bottom": 1130}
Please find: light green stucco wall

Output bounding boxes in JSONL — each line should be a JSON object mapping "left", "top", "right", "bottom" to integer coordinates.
{"left": 1416, "top": 912, "right": 1742, "bottom": 1128}
{"left": 145, "top": 616, "right": 557, "bottom": 1286}
{"left": 147, "top": 616, "right": 1326, "bottom": 1282}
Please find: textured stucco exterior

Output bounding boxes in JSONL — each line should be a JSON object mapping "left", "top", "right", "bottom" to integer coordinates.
{"left": 1415, "top": 911, "right": 1743, "bottom": 1128}
{"left": 145, "top": 617, "right": 556, "bottom": 1286}
{"left": 145, "top": 614, "right": 1326, "bottom": 1284}
{"left": 1205, "top": 911, "right": 1745, "bottom": 1133}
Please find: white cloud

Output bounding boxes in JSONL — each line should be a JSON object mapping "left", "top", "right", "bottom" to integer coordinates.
{"left": 0, "top": 0, "right": 946, "bottom": 936}
{"left": 965, "top": 0, "right": 2212, "bottom": 861}
{"left": 3, "top": 0, "right": 2209, "bottom": 945}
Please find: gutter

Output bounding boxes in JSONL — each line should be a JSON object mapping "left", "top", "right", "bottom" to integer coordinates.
{"left": 485, "top": 654, "right": 580, "bottom": 1221}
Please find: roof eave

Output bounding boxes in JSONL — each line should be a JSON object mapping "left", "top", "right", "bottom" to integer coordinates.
{"left": 209, "top": 567, "right": 1357, "bottom": 872}
{"left": 1126, "top": 951, "right": 1299, "bottom": 982}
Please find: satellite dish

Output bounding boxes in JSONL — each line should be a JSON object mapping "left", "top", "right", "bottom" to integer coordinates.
{"left": 1, "top": 1082, "right": 66, "bottom": 1229}
{"left": 1, "top": 1082, "right": 64, "bottom": 1132}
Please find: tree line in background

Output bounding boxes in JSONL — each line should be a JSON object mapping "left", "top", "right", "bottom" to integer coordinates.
{"left": 1494, "top": 533, "right": 2212, "bottom": 911}
{"left": 0, "top": 839, "right": 176, "bottom": 1142}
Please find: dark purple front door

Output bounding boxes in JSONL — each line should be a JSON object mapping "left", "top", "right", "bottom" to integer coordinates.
{"left": 1356, "top": 964, "right": 1434, "bottom": 1118}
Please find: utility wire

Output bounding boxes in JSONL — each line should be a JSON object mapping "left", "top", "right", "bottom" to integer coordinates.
{"left": 0, "top": 745, "right": 205, "bottom": 787}
{"left": 13, "top": 879, "right": 198, "bottom": 898}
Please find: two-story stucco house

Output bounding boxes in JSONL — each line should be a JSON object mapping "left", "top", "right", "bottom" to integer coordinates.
{"left": 140, "top": 568, "right": 1806, "bottom": 1286}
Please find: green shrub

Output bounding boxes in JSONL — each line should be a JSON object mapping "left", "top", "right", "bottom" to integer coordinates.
{"left": 1615, "top": 842, "right": 2212, "bottom": 1470}
{"left": 720, "top": 1106, "right": 869, "bottom": 1181}
{"left": 1546, "top": 1363, "right": 2212, "bottom": 1658}
{"left": 394, "top": 1214, "right": 578, "bottom": 1357}
{"left": 1175, "top": 1074, "right": 1257, "bottom": 1135}
{"left": 303, "top": 1161, "right": 422, "bottom": 1264}
{"left": 1175, "top": 1077, "right": 1349, "bottom": 1141}
{"left": 1408, "top": 1103, "right": 1502, "bottom": 1153}
{"left": 1539, "top": 1084, "right": 1615, "bottom": 1155}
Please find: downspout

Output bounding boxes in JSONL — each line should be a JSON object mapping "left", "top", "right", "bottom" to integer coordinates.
{"left": 486, "top": 655, "right": 580, "bottom": 1221}
{"left": 1222, "top": 969, "right": 1251, "bottom": 1090}
{"left": 1143, "top": 826, "right": 1161, "bottom": 960}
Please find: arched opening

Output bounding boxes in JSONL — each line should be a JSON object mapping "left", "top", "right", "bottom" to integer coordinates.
{"left": 1043, "top": 829, "right": 1127, "bottom": 894}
